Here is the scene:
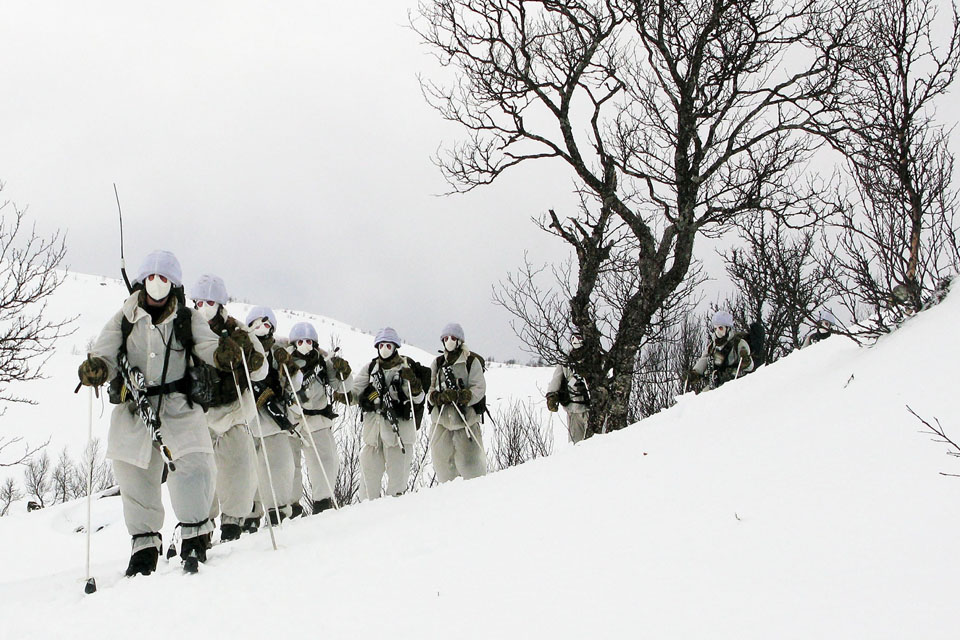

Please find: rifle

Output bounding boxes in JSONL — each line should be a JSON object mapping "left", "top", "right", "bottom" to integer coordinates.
{"left": 369, "top": 366, "right": 405, "bottom": 453}
{"left": 252, "top": 378, "right": 297, "bottom": 432}
{"left": 117, "top": 353, "right": 176, "bottom": 471}
{"left": 438, "top": 362, "right": 474, "bottom": 440}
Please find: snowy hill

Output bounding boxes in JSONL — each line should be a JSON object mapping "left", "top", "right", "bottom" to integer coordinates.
{"left": 0, "top": 271, "right": 550, "bottom": 472}
{"left": 1, "top": 275, "right": 959, "bottom": 639}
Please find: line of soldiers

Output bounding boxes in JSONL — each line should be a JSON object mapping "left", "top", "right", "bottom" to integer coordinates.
{"left": 543, "top": 309, "right": 839, "bottom": 436}
{"left": 76, "top": 250, "right": 489, "bottom": 577}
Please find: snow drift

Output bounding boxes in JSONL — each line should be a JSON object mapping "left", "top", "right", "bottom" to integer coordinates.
{"left": 0, "top": 274, "right": 958, "bottom": 639}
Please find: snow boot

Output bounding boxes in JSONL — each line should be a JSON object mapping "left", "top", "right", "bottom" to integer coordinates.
{"left": 266, "top": 507, "right": 287, "bottom": 526}
{"left": 125, "top": 546, "right": 160, "bottom": 577}
{"left": 312, "top": 498, "right": 334, "bottom": 515}
{"left": 220, "top": 523, "right": 242, "bottom": 542}
{"left": 290, "top": 502, "right": 304, "bottom": 519}
{"left": 180, "top": 535, "right": 208, "bottom": 574}
{"left": 242, "top": 517, "right": 260, "bottom": 534}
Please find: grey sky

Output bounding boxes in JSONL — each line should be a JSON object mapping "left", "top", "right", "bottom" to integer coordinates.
{"left": 1, "top": 1, "right": 579, "bottom": 360}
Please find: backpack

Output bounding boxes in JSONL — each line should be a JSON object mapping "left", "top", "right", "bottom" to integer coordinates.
{"left": 746, "top": 320, "right": 765, "bottom": 366}
{"left": 361, "top": 356, "right": 432, "bottom": 429}
{"left": 433, "top": 352, "right": 487, "bottom": 420}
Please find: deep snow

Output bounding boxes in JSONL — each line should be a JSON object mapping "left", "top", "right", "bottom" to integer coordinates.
{"left": 0, "top": 273, "right": 958, "bottom": 639}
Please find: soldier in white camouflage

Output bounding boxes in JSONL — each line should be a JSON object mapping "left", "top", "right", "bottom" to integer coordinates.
{"left": 352, "top": 327, "right": 425, "bottom": 499}
{"left": 428, "top": 323, "right": 487, "bottom": 482}
{"left": 688, "top": 310, "right": 754, "bottom": 391}
{"left": 281, "top": 321, "right": 353, "bottom": 513}
{"left": 801, "top": 310, "right": 838, "bottom": 348}
{"left": 189, "top": 274, "right": 268, "bottom": 543}
{"left": 77, "top": 251, "right": 249, "bottom": 575}
{"left": 545, "top": 332, "right": 590, "bottom": 443}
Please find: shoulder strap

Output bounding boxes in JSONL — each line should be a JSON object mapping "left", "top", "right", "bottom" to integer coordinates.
{"left": 467, "top": 352, "right": 486, "bottom": 372}
{"left": 119, "top": 315, "right": 134, "bottom": 358}
{"left": 173, "top": 306, "right": 202, "bottom": 365}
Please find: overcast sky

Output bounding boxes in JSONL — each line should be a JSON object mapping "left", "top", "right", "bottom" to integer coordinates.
{"left": 1, "top": 1, "right": 587, "bottom": 360}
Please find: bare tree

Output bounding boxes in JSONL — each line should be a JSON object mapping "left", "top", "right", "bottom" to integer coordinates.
{"left": 50, "top": 447, "right": 76, "bottom": 505}
{"left": 909, "top": 405, "right": 960, "bottom": 477}
{"left": 416, "top": 0, "right": 859, "bottom": 433}
{"left": 0, "top": 434, "right": 49, "bottom": 468}
{"left": 334, "top": 412, "right": 363, "bottom": 506}
{"left": 0, "top": 182, "right": 72, "bottom": 410}
{"left": 22, "top": 451, "right": 51, "bottom": 508}
{"left": 818, "top": 0, "right": 960, "bottom": 333}
{"left": 73, "top": 437, "right": 113, "bottom": 498}
{"left": 1, "top": 476, "right": 22, "bottom": 516}
{"left": 491, "top": 400, "right": 554, "bottom": 470}
{"left": 722, "top": 213, "right": 838, "bottom": 361}
{"left": 630, "top": 311, "right": 704, "bottom": 418}
{"left": 408, "top": 419, "right": 438, "bottom": 492}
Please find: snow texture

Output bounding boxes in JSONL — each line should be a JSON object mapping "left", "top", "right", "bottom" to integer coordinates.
{"left": 0, "top": 273, "right": 958, "bottom": 639}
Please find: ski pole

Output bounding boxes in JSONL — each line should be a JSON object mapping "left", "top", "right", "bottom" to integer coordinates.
{"left": 239, "top": 349, "right": 282, "bottom": 544}
{"left": 84, "top": 387, "right": 97, "bottom": 594}
{"left": 410, "top": 417, "right": 443, "bottom": 490}
{"left": 230, "top": 367, "right": 277, "bottom": 551}
{"left": 282, "top": 364, "right": 340, "bottom": 511}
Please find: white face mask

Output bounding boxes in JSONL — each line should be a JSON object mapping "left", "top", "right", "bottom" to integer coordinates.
{"left": 144, "top": 274, "right": 172, "bottom": 301}
{"left": 443, "top": 337, "right": 460, "bottom": 352}
{"left": 196, "top": 303, "right": 219, "bottom": 322}
{"left": 570, "top": 337, "right": 583, "bottom": 350}
{"left": 250, "top": 319, "right": 272, "bottom": 337}
{"left": 714, "top": 326, "right": 728, "bottom": 340}
{"left": 378, "top": 343, "right": 395, "bottom": 360}
{"left": 296, "top": 340, "right": 313, "bottom": 355}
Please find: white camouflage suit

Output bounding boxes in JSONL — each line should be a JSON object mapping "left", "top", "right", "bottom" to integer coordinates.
{"left": 248, "top": 349, "right": 298, "bottom": 520}
{"left": 429, "top": 345, "right": 487, "bottom": 482}
{"left": 90, "top": 291, "right": 223, "bottom": 554}
{"left": 244, "top": 307, "right": 298, "bottom": 522}
{"left": 284, "top": 344, "right": 352, "bottom": 509}
{"left": 203, "top": 315, "right": 267, "bottom": 529}
{"left": 546, "top": 365, "right": 590, "bottom": 443}
{"left": 354, "top": 354, "right": 423, "bottom": 498}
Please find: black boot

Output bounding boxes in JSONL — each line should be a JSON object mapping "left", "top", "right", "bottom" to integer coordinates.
{"left": 267, "top": 507, "right": 287, "bottom": 526}
{"left": 180, "top": 535, "right": 208, "bottom": 574}
{"left": 312, "top": 498, "right": 334, "bottom": 515}
{"left": 220, "top": 523, "right": 242, "bottom": 542}
{"left": 125, "top": 547, "right": 159, "bottom": 577}
{"left": 242, "top": 517, "right": 260, "bottom": 534}
{"left": 290, "top": 502, "right": 304, "bottom": 519}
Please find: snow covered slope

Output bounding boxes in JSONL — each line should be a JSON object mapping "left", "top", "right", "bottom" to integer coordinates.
{"left": 0, "top": 271, "right": 550, "bottom": 467}
{"left": 1, "top": 278, "right": 958, "bottom": 639}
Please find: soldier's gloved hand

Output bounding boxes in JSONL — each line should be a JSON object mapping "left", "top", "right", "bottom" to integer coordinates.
{"left": 429, "top": 390, "right": 440, "bottom": 406}
{"left": 247, "top": 351, "right": 265, "bottom": 373}
{"left": 332, "top": 391, "right": 349, "bottom": 405}
{"left": 330, "top": 356, "right": 351, "bottom": 379}
{"left": 78, "top": 356, "right": 109, "bottom": 387}
{"left": 214, "top": 336, "right": 243, "bottom": 370}
{"left": 546, "top": 393, "right": 559, "bottom": 413}
{"left": 738, "top": 354, "right": 752, "bottom": 374}
{"left": 256, "top": 387, "right": 275, "bottom": 409}
{"left": 400, "top": 367, "right": 422, "bottom": 394}
{"left": 232, "top": 327, "right": 253, "bottom": 354}
{"left": 438, "top": 389, "right": 460, "bottom": 405}
{"left": 456, "top": 389, "right": 472, "bottom": 405}
{"left": 273, "top": 346, "right": 293, "bottom": 368}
